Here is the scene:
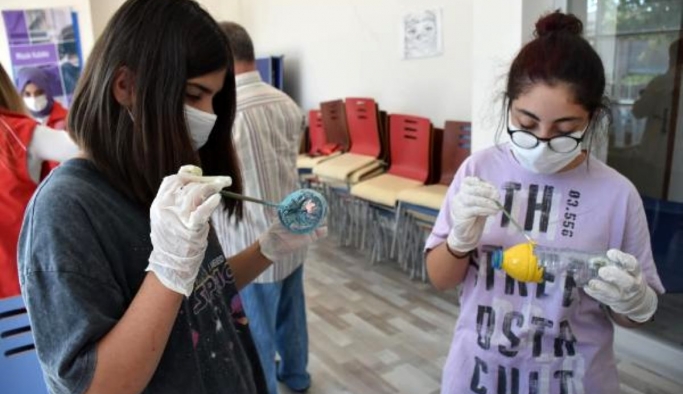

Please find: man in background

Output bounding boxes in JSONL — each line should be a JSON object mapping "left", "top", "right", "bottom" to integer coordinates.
{"left": 214, "top": 22, "right": 311, "bottom": 394}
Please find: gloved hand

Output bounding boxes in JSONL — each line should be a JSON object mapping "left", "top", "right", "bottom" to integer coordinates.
{"left": 447, "top": 177, "right": 501, "bottom": 254}
{"left": 259, "top": 221, "right": 328, "bottom": 262}
{"left": 583, "top": 249, "right": 658, "bottom": 323}
{"left": 147, "top": 165, "right": 232, "bottom": 296}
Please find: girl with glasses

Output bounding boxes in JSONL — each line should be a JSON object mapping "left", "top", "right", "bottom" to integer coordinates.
{"left": 425, "top": 11, "right": 663, "bottom": 394}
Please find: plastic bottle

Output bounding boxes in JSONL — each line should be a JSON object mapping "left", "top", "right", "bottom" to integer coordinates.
{"left": 491, "top": 242, "right": 615, "bottom": 286}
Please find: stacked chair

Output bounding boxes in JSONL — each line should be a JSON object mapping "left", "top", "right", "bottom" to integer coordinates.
{"left": 313, "top": 98, "right": 386, "bottom": 187}
{"left": 312, "top": 98, "right": 387, "bottom": 243}
{"left": 392, "top": 121, "right": 471, "bottom": 280}
{"left": 299, "top": 94, "right": 472, "bottom": 281}
{"left": 296, "top": 109, "right": 341, "bottom": 185}
{"left": 349, "top": 114, "right": 434, "bottom": 263}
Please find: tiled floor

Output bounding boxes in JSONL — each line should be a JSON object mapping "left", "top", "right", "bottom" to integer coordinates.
{"left": 277, "top": 237, "right": 683, "bottom": 394}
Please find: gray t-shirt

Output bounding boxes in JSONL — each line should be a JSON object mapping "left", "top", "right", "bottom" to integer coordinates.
{"left": 18, "top": 159, "right": 266, "bottom": 394}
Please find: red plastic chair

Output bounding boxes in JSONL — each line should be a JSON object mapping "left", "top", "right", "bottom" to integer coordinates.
{"left": 439, "top": 121, "right": 472, "bottom": 185}
{"left": 387, "top": 114, "right": 432, "bottom": 183}
{"left": 320, "top": 99, "right": 350, "bottom": 153}
{"left": 307, "top": 110, "right": 326, "bottom": 156}
{"left": 345, "top": 98, "right": 382, "bottom": 158}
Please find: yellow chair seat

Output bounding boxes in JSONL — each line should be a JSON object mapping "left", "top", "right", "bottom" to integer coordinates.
{"left": 350, "top": 174, "right": 423, "bottom": 207}
{"left": 349, "top": 162, "right": 384, "bottom": 184}
{"left": 318, "top": 163, "right": 385, "bottom": 190}
{"left": 313, "top": 153, "right": 378, "bottom": 182}
{"left": 296, "top": 152, "right": 341, "bottom": 169}
{"left": 396, "top": 184, "right": 448, "bottom": 211}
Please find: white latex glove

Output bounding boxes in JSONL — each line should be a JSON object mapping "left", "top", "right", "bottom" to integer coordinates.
{"left": 258, "top": 221, "right": 328, "bottom": 262}
{"left": 446, "top": 176, "right": 501, "bottom": 253}
{"left": 147, "top": 165, "right": 232, "bottom": 296}
{"left": 583, "top": 249, "right": 658, "bottom": 323}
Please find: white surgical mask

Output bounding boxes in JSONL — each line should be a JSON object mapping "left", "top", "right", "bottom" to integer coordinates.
{"left": 510, "top": 141, "right": 582, "bottom": 173}
{"left": 184, "top": 104, "right": 217, "bottom": 149}
{"left": 508, "top": 118, "right": 586, "bottom": 174}
{"left": 24, "top": 95, "right": 48, "bottom": 113}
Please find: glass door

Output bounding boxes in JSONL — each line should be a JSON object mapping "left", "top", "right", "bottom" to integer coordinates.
{"left": 569, "top": 0, "right": 683, "bottom": 347}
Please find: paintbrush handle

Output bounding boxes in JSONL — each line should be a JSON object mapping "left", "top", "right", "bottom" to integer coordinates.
{"left": 220, "top": 190, "right": 280, "bottom": 208}
{"left": 493, "top": 200, "right": 535, "bottom": 244}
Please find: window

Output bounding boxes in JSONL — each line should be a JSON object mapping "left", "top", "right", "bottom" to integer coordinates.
{"left": 570, "top": 0, "right": 683, "bottom": 350}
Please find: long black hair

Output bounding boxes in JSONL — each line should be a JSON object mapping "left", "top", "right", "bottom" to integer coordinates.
{"left": 69, "top": 0, "right": 243, "bottom": 217}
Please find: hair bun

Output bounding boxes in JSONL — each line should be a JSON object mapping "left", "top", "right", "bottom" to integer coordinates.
{"left": 535, "top": 10, "right": 583, "bottom": 37}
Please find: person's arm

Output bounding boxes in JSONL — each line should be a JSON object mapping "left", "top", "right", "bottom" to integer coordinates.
{"left": 585, "top": 188, "right": 663, "bottom": 328}
{"left": 583, "top": 249, "right": 658, "bottom": 326}
{"left": 426, "top": 177, "right": 500, "bottom": 291}
{"left": 85, "top": 167, "right": 232, "bottom": 394}
{"left": 84, "top": 274, "right": 183, "bottom": 394}
{"left": 228, "top": 223, "right": 327, "bottom": 290}
{"left": 608, "top": 308, "right": 645, "bottom": 328}
{"left": 426, "top": 243, "right": 471, "bottom": 290}
{"left": 227, "top": 242, "right": 272, "bottom": 290}
{"left": 28, "top": 125, "right": 79, "bottom": 162}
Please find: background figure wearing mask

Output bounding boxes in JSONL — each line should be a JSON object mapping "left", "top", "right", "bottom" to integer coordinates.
{"left": 214, "top": 22, "right": 311, "bottom": 394}
{"left": 631, "top": 38, "right": 683, "bottom": 199}
{"left": 58, "top": 25, "right": 81, "bottom": 97}
{"left": 17, "top": 66, "right": 68, "bottom": 129}
{"left": 0, "top": 62, "right": 78, "bottom": 298}
{"left": 425, "top": 11, "right": 663, "bottom": 394}
{"left": 17, "top": 66, "right": 70, "bottom": 179}
{"left": 17, "top": 1, "right": 325, "bottom": 393}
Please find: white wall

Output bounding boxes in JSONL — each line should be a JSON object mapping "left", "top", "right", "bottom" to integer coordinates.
{"left": 89, "top": 0, "right": 123, "bottom": 38}
{"left": 0, "top": 0, "right": 94, "bottom": 81}
{"left": 88, "top": 0, "right": 243, "bottom": 49}
{"left": 470, "top": 0, "right": 564, "bottom": 152}
{"left": 237, "top": 0, "right": 473, "bottom": 129}
{"left": 3, "top": 0, "right": 565, "bottom": 155}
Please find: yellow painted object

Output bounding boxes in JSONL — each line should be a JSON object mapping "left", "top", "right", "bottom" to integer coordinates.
{"left": 493, "top": 242, "right": 544, "bottom": 283}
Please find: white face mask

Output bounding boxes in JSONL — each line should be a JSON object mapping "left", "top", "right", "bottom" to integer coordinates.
{"left": 508, "top": 117, "right": 586, "bottom": 174}
{"left": 184, "top": 105, "right": 217, "bottom": 150}
{"left": 510, "top": 141, "right": 582, "bottom": 173}
{"left": 24, "top": 95, "right": 48, "bottom": 113}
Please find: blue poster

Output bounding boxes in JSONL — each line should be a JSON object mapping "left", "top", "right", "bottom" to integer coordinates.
{"left": 2, "top": 8, "right": 83, "bottom": 107}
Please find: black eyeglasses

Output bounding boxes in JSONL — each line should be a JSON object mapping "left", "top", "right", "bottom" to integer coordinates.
{"left": 507, "top": 116, "right": 587, "bottom": 153}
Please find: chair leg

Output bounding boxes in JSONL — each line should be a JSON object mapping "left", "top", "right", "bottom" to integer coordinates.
{"left": 391, "top": 202, "right": 404, "bottom": 260}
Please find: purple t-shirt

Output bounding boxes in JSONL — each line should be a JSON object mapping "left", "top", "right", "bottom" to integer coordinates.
{"left": 425, "top": 144, "right": 664, "bottom": 394}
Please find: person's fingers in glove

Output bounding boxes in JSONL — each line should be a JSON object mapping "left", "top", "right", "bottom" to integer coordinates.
{"left": 147, "top": 165, "right": 232, "bottom": 296}
{"left": 454, "top": 177, "right": 501, "bottom": 217}
{"left": 584, "top": 267, "right": 635, "bottom": 304}
{"left": 258, "top": 222, "right": 328, "bottom": 262}
{"left": 583, "top": 249, "right": 658, "bottom": 323}
{"left": 174, "top": 181, "right": 230, "bottom": 229}
{"left": 447, "top": 176, "right": 501, "bottom": 253}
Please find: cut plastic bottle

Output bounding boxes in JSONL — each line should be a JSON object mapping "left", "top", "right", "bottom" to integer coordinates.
{"left": 492, "top": 242, "right": 616, "bottom": 286}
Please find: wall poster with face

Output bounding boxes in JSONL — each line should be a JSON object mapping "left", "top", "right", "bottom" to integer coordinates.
{"left": 401, "top": 8, "right": 443, "bottom": 60}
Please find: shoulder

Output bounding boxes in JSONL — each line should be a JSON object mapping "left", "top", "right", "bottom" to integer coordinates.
{"left": 237, "top": 82, "right": 298, "bottom": 110}
{"left": 0, "top": 109, "right": 37, "bottom": 143}
{"left": 584, "top": 158, "right": 639, "bottom": 195}
{"left": 20, "top": 160, "right": 131, "bottom": 276}
{"left": 28, "top": 159, "right": 114, "bottom": 223}
{"left": 457, "top": 145, "right": 510, "bottom": 175}
{"left": 51, "top": 101, "right": 68, "bottom": 118}
{"left": 48, "top": 102, "right": 68, "bottom": 126}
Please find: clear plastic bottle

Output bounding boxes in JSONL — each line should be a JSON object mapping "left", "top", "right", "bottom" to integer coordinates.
{"left": 492, "top": 242, "right": 615, "bottom": 286}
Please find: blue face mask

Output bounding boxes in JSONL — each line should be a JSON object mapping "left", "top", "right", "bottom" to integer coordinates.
{"left": 184, "top": 105, "right": 217, "bottom": 150}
